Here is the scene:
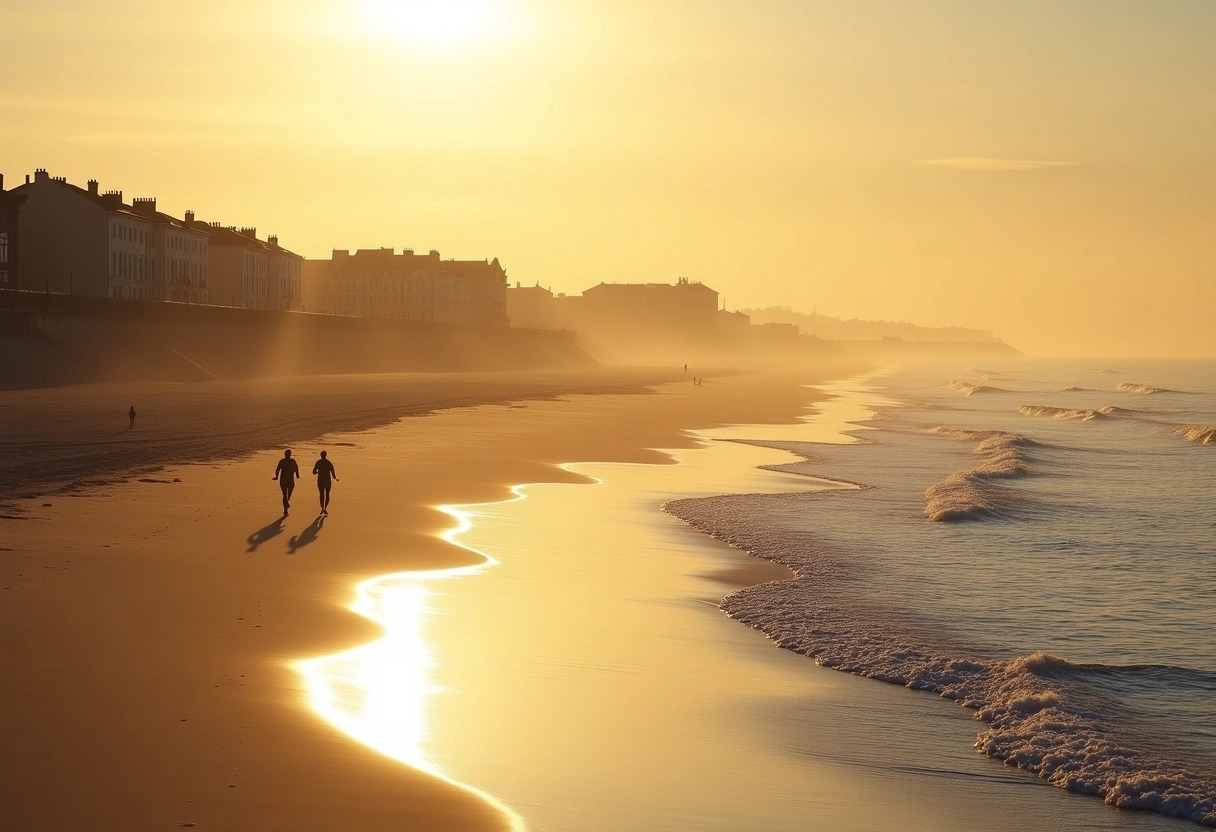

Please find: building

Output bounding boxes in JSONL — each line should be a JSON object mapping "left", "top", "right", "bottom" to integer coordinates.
{"left": 266, "top": 234, "right": 303, "bottom": 312}
{"left": 130, "top": 199, "right": 211, "bottom": 304}
{"left": 14, "top": 169, "right": 160, "bottom": 299}
{"left": 554, "top": 277, "right": 720, "bottom": 335}
{"left": 506, "top": 282, "right": 555, "bottom": 329}
{"left": 302, "top": 247, "right": 508, "bottom": 326}
{"left": 0, "top": 173, "right": 26, "bottom": 290}
{"left": 182, "top": 219, "right": 301, "bottom": 311}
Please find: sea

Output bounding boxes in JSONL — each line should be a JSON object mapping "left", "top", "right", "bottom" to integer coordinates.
{"left": 667, "top": 358, "right": 1216, "bottom": 827}
{"left": 306, "top": 358, "right": 1215, "bottom": 831}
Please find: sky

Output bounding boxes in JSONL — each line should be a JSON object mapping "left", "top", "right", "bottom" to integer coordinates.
{"left": 2, "top": 0, "right": 1213, "bottom": 356}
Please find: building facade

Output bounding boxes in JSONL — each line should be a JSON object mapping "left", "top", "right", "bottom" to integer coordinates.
{"left": 12, "top": 169, "right": 298, "bottom": 309}
{"left": 180, "top": 220, "right": 301, "bottom": 311}
{"left": 302, "top": 247, "right": 508, "bottom": 326}
{"left": 506, "top": 282, "right": 555, "bottom": 329}
{"left": 13, "top": 169, "right": 210, "bottom": 302}
{"left": 554, "top": 277, "right": 720, "bottom": 335}
{"left": 0, "top": 173, "right": 25, "bottom": 290}
{"left": 131, "top": 200, "right": 210, "bottom": 304}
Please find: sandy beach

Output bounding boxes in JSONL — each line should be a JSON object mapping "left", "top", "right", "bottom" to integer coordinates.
{"left": 0, "top": 365, "right": 857, "bottom": 831}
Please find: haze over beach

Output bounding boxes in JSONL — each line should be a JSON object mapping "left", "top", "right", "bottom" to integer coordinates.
{"left": 2, "top": 3, "right": 1215, "bottom": 832}
{"left": 3, "top": 0, "right": 1214, "bottom": 355}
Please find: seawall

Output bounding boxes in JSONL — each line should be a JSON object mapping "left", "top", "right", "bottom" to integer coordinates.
{"left": 0, "top": 291, "right": 596, "bottom": 390}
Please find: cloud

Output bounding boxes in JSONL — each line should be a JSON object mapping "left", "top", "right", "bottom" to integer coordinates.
{"left": 916, "top": 157, "right": 1076, "bottom": 172}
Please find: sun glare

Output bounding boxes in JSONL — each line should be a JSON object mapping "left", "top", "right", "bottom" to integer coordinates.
{"left": 361, "top": 0, "right": 500, "bottom": 48}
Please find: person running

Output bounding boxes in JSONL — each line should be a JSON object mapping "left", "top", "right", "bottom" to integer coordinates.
{"left": 272, "top": 449, "right": 300, "bottom": 515}
{"left": 128, "top": 405, "right": 136, "bottom": 428}
{"left": 312, "top": 450, "right": 338, "bottom": 515}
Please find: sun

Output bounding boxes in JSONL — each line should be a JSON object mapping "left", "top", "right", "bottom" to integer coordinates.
{"left": 361, "top": 0, "right": 500, "bottom": 49}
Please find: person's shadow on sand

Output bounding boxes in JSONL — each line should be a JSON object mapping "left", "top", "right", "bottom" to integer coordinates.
{"left": 247, "top": 517, "right": 286, "bottom": 552}
{"left": 288, "top": 515, "right": 325, "bottom": 554}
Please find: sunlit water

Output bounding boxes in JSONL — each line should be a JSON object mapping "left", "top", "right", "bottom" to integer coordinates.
{"left": 298, "top": 366, "right": 1213, "bottom": 830}
{"left": 670, "top": 359, "right": 1216, "bottom": 828}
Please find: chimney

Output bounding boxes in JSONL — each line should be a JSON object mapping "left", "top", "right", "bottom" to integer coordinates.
{"left": 102, "top": 190, "right": 124, "bottom": 208}
{"left": 132, "top": 197, "right": 157, "bottom": 215}
{"left": 403, "top": 248, "right": 413, "bottom": 255}
{"left": 87, "top": 179, "right": 99, "bottom": 195}
{"left": 239, "top": 227, "right": 256, "bottom": 239}
{"left": 268, "top": 235, "right": 279, "bottom": 246}
{"left": 0, "top": 173, "right": 4, "bottom": 190}
{"left": 429, "top": 249, "right": 439, "bottom": 257}
{"left": 184, "top": 210, "right": 195, "bottom": 223}
{"left": 34, "top": 168, "right": 49, "bottom": 182}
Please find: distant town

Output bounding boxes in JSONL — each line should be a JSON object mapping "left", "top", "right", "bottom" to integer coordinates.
{"left": 1, "top": 169, "right": 1004, "bottom": 351}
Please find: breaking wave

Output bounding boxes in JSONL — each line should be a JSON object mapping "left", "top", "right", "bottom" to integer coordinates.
{"left": 1176, "top": 425, "right": 1216, "bottom": 446}
{"left": 923, "top": 428, "right": 1037, "bottom": 521}
{"left": 1119, "top": 383, "right": 1187, "bottom": 395}
{"left": 1018, "top": 405, "right": 1105, "bottom": 421}
{"left": 947, "top": 381, "right": 1009, "bottom": 396}
{"left": 1060, "top": 386, "right": 1091, "bottom": 392}
{"left": 663, "top": 494, "right": 1216, "bottom": 828}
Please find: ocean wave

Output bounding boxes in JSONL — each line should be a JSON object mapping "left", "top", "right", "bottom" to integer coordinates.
{"left": 924, "top": 428, "right": 1036, "bottom": 521}
{"left": 1118, "top": 383, "right": 1189, "bottom": 395}
{"left": 664, "top": 493, "right": 1216, "bottom": 827}
{"left": 1099, "top": 405, "right": 1139, "bottom": 416}
{"left": 947, "top": 381, "right": 1008, "bottom": 396}
{"left": 1060, "top": 386, "right": 1091, "bottom": 392}
{"left": 1176, "top": 425, "right": 1216, "bottom": 446}
{"left": 1019, "top": 405, "right": 1105, "bottom": 421}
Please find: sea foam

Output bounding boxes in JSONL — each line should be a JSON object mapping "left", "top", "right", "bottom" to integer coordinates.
{"left": 664, "top": 490, "right": 1216, "bottom": 827}
{"left": 1018, "top": 405, "right": 1105, "bottom": 421}
{"left": 922, "top": 428, "right": 1036, "bottom": 521}
{"left": 1119, "top": 382, "right": 1185, "bottom": 395}
{"left": 947, "top": 381, "right": 1008, "bottom": 396}
{"left": 1176, "top": 425, "right": 1216, "bottom": 445}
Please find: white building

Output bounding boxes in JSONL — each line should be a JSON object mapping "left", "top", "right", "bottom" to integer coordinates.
{"left": 13, "top": 169, "right": 208, "bottom": 302}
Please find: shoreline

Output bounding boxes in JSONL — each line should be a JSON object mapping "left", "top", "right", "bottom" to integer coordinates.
{"left": 1, "top": 364, "right": 860, "bottom": 831}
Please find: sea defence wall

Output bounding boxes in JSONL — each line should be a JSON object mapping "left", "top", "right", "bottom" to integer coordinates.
{"left": 0, "top": 291, "right": 596, "bottom": 390}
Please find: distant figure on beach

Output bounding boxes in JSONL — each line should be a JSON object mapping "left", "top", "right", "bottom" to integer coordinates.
{"left": 312, "top": 450, "right": 338, "bottom": 515}
{"left": 683, "top": 363, "right": 687, "bottom": 375}
{"left": 128, "top": 405, "right": 136, "bottom": 428}
{"left": 272, "top": 449, "right": 300, "bottom": 515}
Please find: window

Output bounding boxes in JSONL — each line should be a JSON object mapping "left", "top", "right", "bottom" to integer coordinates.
{"left": 0, "top": 232, "right": 7, "bottom": 263}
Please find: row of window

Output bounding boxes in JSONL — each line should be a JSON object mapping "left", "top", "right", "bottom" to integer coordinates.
{"left": 314, "top": 280, "right": 466, "bottom": 295}
{"left": 112, "top": 223, "right": 148, "bottom": 245}
{"left": 170, "top": 258, "right": 207, "bottom": 284}
{"left": 111, "top": 250, "right": 151, "bottom": 281}
{"left": 169, "top": 235, "right": 205, "bottom": 254}
{"left": 0, "top": 231, "right": 8, "bottom": 263}
{"left": 110, "top": 282, "right": 149, "bottom": 301}
{"left": 336, "top": 269, "right": 450, "bottom": 280}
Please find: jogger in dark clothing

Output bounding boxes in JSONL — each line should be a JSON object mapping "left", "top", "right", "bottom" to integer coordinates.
{"left": 128, "top": 405, "right": 136, "bottom": 428}
{"left": 312, "top": 450, "right": 338, "bottom": 515}
{"left": 273, "top": 449, "right": 300, "bottom": 515}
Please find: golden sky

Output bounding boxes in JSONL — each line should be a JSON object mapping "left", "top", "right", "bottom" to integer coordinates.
{"left": 2, "top": 0, "right": 1213, "bottom": 356}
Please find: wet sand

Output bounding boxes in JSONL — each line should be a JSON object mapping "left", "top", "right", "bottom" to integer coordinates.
{"left": 0, "top": 366, "right": 856, "bottom": 831}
